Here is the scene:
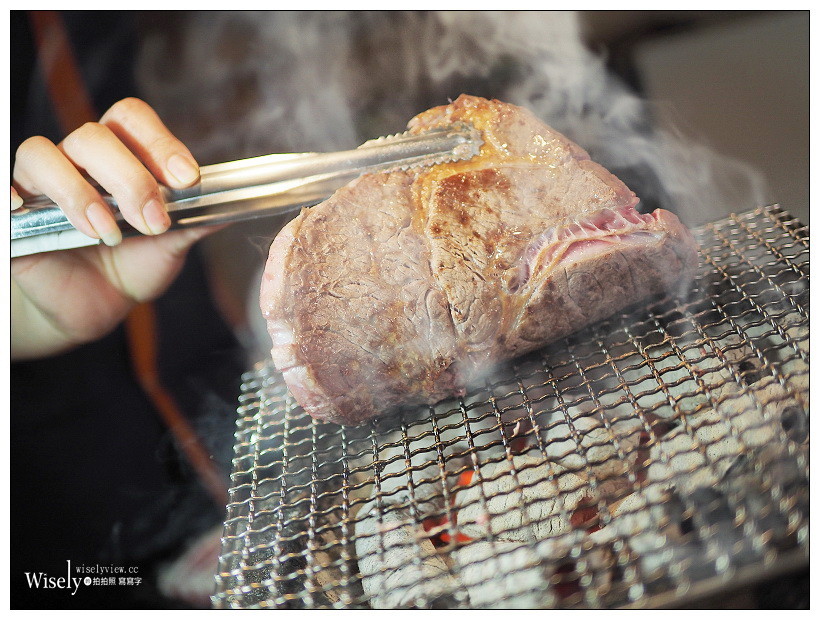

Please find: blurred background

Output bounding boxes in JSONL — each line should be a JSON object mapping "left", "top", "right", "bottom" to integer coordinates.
{"left": 584, "top": 10, "right": 808, "bottom": 225}
{"left": 9, "top": 10, "right": 809, "bottom": 609}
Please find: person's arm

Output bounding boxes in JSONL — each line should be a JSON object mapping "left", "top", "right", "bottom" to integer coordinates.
{"left": 11, "top": 97, "right": 215, "bottom": 360}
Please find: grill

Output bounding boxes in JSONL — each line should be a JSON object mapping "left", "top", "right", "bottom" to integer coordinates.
{"left": 213, "top": 205, "right": 809, "bottom": 609}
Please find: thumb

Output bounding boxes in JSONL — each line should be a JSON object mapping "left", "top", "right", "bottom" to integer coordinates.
{"left": 101, "top": 224, "right": 227, "bottom": 305}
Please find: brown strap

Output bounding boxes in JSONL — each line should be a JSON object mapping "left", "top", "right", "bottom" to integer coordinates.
{"left": 125, "top": 303, "right": 228, "bottom": 506}
{"left": 28, "top": 11, "right": 96, "bottom": 133}
{"left": 28, "top": 10, "right": 227, "bottom": 507}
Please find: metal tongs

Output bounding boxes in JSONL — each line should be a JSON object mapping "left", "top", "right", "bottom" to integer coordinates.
{"left": 11, "top": 123, "right": 482, "bottom": 257}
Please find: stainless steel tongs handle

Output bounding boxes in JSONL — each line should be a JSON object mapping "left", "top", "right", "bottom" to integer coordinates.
{"left": 11, "top": 123, "right": 482, "bottom": 257}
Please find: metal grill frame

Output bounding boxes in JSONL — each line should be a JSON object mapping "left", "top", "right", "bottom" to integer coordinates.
{"left": 213, "top": 205, "right": 809, "bottom": 609}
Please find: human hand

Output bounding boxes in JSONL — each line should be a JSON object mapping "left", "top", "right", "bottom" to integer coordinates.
{"left": 12, "top": 97, "right": 216, "bottom": 360}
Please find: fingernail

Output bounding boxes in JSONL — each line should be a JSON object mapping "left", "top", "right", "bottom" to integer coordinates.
{"left": 86, "top": 202, "right": 123, "bottom": 247}
{"left": 143, "top": 198, "right": 171, "bottom": 235}
{"left": 167, "top": 154, "right": 200, "bottom": 186}
{"left": 11, "top": 191, "right": 23, "bottom": 210}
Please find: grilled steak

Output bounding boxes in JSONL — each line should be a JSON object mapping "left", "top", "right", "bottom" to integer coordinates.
{"left": 260, "top": 95, "right": 698, "bottom": 425}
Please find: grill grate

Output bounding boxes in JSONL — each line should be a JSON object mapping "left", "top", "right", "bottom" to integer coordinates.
{"left": 213, "top": 205, "right": 809, "bottom": 609}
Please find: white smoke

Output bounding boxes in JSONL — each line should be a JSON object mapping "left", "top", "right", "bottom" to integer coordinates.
{"left": 137, "top": 10, "right": 767, "bottom": 224}
{"left": 134, "top": 10, "right": 768, "bottom": 352}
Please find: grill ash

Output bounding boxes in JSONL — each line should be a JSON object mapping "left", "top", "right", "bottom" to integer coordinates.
{"left": 131, "top": 13, "right": 804, "bottom": 609}
{"left": 212, "top": 207, "right": 808, "bottom": 609}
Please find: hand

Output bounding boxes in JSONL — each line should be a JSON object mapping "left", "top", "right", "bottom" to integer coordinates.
{"left": 12, "top": 97, "right": 215, "bottom": 360}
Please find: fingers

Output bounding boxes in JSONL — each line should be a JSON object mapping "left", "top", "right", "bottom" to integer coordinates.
{"left": 100, "top": 97, "right": 200, "bottom": 189}
{"left": 12, "top": 98, "right": 199, "bottom": 246}
{"left": 60, "top": 121, "right": 168, "bottom": 236}
{"left": 11, "top": 186, "right": 23, "bottom": 210}
{"left": 13, "top": 136, "right": 123, "bottom": 245}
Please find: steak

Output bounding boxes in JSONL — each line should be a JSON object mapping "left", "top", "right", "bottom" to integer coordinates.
{"left": 260, "top": 95, "right": 698, "bottom": 425}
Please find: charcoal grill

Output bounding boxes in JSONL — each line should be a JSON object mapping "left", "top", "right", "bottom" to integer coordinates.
{"left": 213, "top": 205, "right": 809, "bottom": 609}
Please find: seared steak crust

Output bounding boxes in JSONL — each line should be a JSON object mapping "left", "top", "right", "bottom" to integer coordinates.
{"left": 261, "top": 95, "right": 698, "bottom": 424}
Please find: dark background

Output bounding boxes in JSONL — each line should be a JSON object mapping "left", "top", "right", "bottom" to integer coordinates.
{"left": 9, "top": 10, "right": 809, "bottom": 609}
{"left": 10, "top": 11, "right": 244, "bottom": 608}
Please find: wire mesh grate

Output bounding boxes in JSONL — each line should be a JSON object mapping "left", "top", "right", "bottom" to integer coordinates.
{"left": 213, "top": 205, "right": 809, "bottom": 609}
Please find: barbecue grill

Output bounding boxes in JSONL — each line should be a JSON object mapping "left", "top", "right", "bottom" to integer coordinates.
{"left": 213, "top": 205, "right": 809, "bottom": 609}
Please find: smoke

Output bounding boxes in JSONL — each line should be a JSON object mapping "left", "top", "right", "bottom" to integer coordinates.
{"left": 135, "top": 10, "right": 768, "bottom": 350}
{"left": 137, "top": 11, "right": 767, "bottom": 222}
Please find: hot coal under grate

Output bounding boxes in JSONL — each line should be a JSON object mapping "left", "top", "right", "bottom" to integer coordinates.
{"left": 213, "top": 205, "right": 809, "bottom": 609}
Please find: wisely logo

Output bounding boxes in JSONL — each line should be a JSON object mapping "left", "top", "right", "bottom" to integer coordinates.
{"left": 24, "top": 560, "right": 84, "bottom": 595}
